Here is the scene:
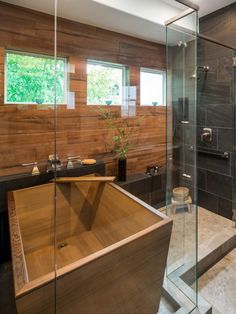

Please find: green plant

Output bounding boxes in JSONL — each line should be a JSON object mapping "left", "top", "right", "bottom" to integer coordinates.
{"left": 87, "top": 64, "right": 121, "bottom": 105}
{"left": 6, "top": 52, "right": 65, "bottom": 104}
{"left": 98, "top": 106, "right": 141, "bottom": 160}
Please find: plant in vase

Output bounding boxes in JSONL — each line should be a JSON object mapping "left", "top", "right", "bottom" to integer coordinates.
{"left": 98, "top": 106, "right": 141, "bottom": 181}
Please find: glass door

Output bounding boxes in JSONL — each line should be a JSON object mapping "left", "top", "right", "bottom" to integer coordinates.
{"left": 166, "top": 9, "right": 198, "bottom": 308}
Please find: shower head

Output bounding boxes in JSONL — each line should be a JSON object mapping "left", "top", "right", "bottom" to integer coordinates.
{"left": 178, "top": 41, "right": 188, "bottom": 47}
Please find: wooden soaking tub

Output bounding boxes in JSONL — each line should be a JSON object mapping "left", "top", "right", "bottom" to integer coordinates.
{"left": 8, "top": 176, "right": 172, "bottom": 314}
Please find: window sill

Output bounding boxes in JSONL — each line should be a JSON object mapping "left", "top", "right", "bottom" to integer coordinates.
{"left": 87, "top": 103, "right": 121, "bottom": 106}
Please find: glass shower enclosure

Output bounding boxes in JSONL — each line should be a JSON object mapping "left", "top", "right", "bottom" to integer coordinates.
{"left": 165, "top": 7, "right": 199, "bottom": 312}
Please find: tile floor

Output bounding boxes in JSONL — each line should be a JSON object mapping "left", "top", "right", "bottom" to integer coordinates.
{"left": 159, "top": 206, "right": 236, "bottom": 313}
{"left": 198, "top": 249, "right": 236, "bottom": 314}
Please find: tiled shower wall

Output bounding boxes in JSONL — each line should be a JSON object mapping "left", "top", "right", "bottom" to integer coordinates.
{"left": 198, "top": 4, "right": 236, "bottom": 219}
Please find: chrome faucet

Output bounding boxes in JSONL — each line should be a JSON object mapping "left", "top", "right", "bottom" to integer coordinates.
{"left": 146, "top": 165, "right": 159, "bottom": 176}
{"left": 66, "top": 156, "right": 81, "bottom": 169}
{"left": 22, "top": 162, "right": 40, "bottom": 175}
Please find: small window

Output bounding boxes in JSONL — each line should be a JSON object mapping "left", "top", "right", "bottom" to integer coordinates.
{"left": 87, "top": 60, "right": 126, "bottom": 105}
{"left": 140, "top": 68, "right": 166, "bottom": 106}
{"left": 5, "top": 50, "right": 67, "bottom": 104}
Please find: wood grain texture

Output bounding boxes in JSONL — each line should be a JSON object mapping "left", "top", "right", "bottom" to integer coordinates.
{"left": 55, "top": 176, "right": 116, "bottom": 182}
{"left": 0, "top": 2, "right": 166, "bottom": 177}
{"left": 7, "top": 192, "right": 29, "bottom": 292}
{"left": 8, "top": 181, "right": 172, "bottom": 313}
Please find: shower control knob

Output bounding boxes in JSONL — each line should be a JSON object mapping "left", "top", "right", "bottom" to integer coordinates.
{"left": 201, "top": 128, "right": 212, "bottom": 144}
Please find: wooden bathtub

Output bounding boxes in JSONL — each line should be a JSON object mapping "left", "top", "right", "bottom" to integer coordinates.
{"left": 8, "top": 176, "right": 172, "bottom": 314}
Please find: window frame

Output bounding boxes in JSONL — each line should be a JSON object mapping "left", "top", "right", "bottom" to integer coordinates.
{"left": 4, "top": 49, "right": 68, "bottom": 105}
{"left": 87, "top": 59, "right": 127, "bottom": 106}
{"left": 140, "top": 67, "right": 166, "bottom": 107}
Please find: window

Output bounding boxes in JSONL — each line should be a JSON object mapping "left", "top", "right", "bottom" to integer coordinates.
{"left": 5, "top": 50, "right": 67, "bottom": 104}
{"left": 87, "top": 60, "right": 126, "bottom": 105}
{"left": 140, "top": 68, "right": 166, "bottom": 106}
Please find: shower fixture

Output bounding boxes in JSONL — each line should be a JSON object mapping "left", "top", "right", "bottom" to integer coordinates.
{"left": 178, "top": 41, "right": 188, "bottom": 47}
{"left": 22, "top": 162, "right": 40, "bottom": 175}
{"left": 190, "top": 65, "right": 210, "bottom": 80}
{"left": 66, "top": 156, "right": 82, "bottom": 169}
{"left": 198, "top": 65, "right": 210, "bottom": 72}
{"left": 201, "top": 128, "right": 212, "bottom": 144}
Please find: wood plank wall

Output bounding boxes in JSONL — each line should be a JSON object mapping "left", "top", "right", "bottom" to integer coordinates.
{"left": 0, "top": 2, "right": 166, "bottom": 176}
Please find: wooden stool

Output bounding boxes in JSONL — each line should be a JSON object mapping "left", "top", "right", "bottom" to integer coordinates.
{"left": 171, "top": 187, "right": 192, "bottom": 214}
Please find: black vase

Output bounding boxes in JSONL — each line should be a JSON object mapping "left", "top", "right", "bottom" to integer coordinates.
{"left": 118, "top": 158, "right": 127, "bottom": 182}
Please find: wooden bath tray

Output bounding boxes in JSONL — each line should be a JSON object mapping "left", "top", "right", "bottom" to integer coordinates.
{"left": 8, "top": 178, "right": 172, "bottom": 314}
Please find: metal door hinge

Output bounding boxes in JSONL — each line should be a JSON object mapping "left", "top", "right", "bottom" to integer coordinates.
{"left": 233, "top": 57, "right": 236, "bottom": 67}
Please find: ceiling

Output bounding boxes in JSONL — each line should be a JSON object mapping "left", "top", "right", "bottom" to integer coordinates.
{"left": 2, "top": 0, "right": 235, "bottom": 44}
{"left": 189, "top": 0, "right": 235, "bottom": 17}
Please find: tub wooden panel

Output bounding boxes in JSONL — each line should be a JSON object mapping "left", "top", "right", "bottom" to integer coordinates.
{"left": 8, "top": 177, "right": 172, "bottom": 314}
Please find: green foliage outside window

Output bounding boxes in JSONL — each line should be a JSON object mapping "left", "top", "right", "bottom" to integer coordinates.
{"left": 6, "top": 52, "right": 66, "bottom": 104}
{"left": 87, "top": 63, "right": 123, "bottom": 105}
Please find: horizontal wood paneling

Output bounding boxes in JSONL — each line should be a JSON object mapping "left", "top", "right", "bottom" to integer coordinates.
{"left": 0, "top": 2, "right": 166, "bottom": 176}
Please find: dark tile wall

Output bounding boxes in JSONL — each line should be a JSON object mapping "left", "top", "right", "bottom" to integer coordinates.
{"left": 170, "top": 40, "right": 198, "bottom": 206}
{"left": 197, "top": 4, "right": 236, "bottom": 220}
{"left": 117, "top": 168, "right": 168, "bottom": 209}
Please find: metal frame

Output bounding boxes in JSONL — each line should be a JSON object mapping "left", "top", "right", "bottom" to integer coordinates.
{"left": 165, "top": 7, "right": 195, "bottom": 26}
{"left": 165, "top": 0, "right": 199, "bottom": 26}
{"left": 198, "top": 34, "right": 236, "bottom": 51}
{"left": 175, "top": 0, "right": 199, "bottom": 11}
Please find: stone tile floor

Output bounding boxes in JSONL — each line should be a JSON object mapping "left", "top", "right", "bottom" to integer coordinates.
{"left": 198, "top": 248, "right": 236, "bottom": 314}
{"left": 158, "top": 296, "right": 175, "bottom": 314}
{"left": 158, "top": 206, "right": 236, "bottom": 313}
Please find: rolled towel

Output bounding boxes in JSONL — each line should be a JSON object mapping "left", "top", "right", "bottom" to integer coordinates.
{"left": 82, "top": 159, "right": 96, "bottom": 165}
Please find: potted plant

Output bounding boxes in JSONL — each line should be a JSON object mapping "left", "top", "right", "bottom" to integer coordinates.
{"left": 98, "top": 107, "right": 141, "bottom": 181}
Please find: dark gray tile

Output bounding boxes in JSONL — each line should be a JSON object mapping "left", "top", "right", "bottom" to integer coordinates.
{"left": 150, "top": 189, "right": 165, "bottom": 206}
{"left": 198, "top": 150, "right": 231, "bottom": 176}
{"left": 218, "top": 198, "right": 233, "bottom": 220}
{"left": 217, "top": 55, "right": 233, "bottom": 83}
{"left": 198, "top": 189, "right": 218, "bottom": 214}
{"left": 197, "top": 106, "right": 206, "bottom": 126}
{"left": 201, "top": 80, "right": 231, "bottom": 105}
{"left": 198, "top": 169, "right": 206, "bottom": 190}
{"left": 151, "top": 175, "right": 162, "bottom": 192}
{"left": 127, "top": 178, "right": 151, "bottom": 196}
{"left": 218, "top": 128, "right": 234, "bottom": 152}
{"left": 0, "top": 262, "right": 17, "bottom": 314}
{"left": 206, "top": 172, "right": 232, "bottom": 201}
{"left": 230, "top": 152, "right": 235, "bottom": 177}
{"left": 206, "top": 104, "right": 234, "bottom": 128}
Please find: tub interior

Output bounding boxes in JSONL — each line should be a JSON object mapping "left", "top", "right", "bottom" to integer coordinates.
{"left": 12, "top": 181, "right": 162, "bottom": 283}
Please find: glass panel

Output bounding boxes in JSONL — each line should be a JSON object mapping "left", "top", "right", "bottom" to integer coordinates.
{"left": 87, "top": 60, "right": 124, "bottom": 105}
{"left": 196, "top": 36, "right": 235, "bottom": 314}
{"left": 166, "top": 10, "right": 198, "bottom": 307}
{"left": 234, "top": 50, "right": 236, "bottom": 229}
{"left": 55, "top": 1, "right": 170, "bottom": 312}
{"left": 5, "top": 50, "right": 66, "bottom": 104}
{"left": 0, "top": 1, "right": 56, "bottom": 313}
{"left": 140, "top": 68, "right": 166, "bottom": 106}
